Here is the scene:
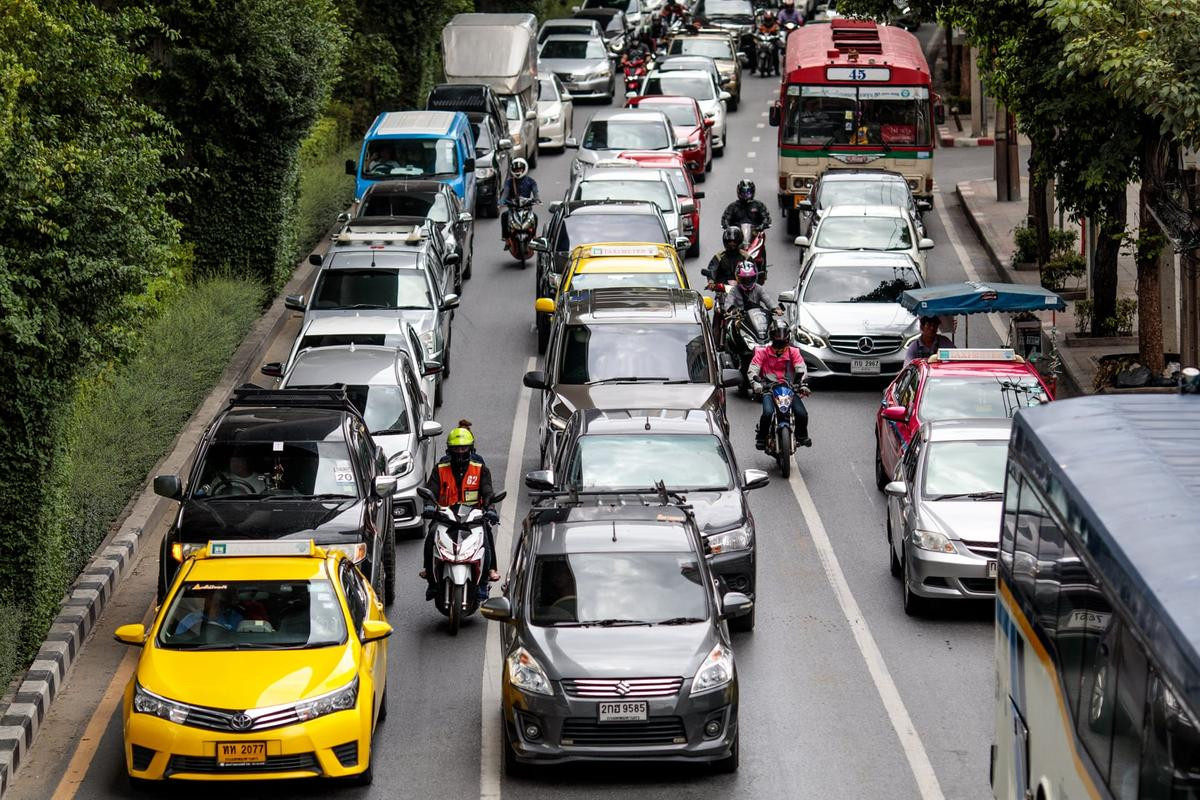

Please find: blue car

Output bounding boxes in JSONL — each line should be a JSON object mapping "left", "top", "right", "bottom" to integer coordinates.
{"left": 347, "top": 110, "right": 477, "bottom": 211}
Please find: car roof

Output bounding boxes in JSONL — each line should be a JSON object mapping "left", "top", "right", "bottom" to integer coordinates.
{"left": 183, "top": 553, "right": 332, "bottom": 583}
{"left": 543, "top": 17, "right": 601, "bottom": 28}
{"left": 564, "top": 200, "right": 664, "bottom": 216}
{"left": 578, "top": 167, "right": 669, "bottom": 182}
{"left": 370, "top": 110, "right": 463, "bottom": 138}
{"left": 530, "top": 505, "right": 697, "bottom": 555}
{"left": 589, "top": 108, "right": 671, "bottom": 123}
{"left": 921, "top": 359, "right": 1042, "bottom": 379}
{"left": 286, "top": 346, "right": 404, "bottom": 387}
{"left": 213, "top": 407, "right": 347, "bottom": 442}
{"left": 576, "top": 408, "right": 724, "bottom": 436}
{"left": 615, "top": 150, "right": 688, "bottom": 166}
{"left": 819, "top": 169, "right": 907, "bottom": 182}
{"left": 561, "top": 287, "right": 703, "bottom": 322}
{"left": 541, "top": 33, "right": 601, "bottom": 44}
{"left": 325, "top": 248, "right": 422, "bottom": 269}
{"left": 822, "top": 204, "right": 908, "bottom": 218}
{"left": 807, "top": 251, "right": 919, "bottom": 269}
{"left": 631, "top": 95, "right": 701, "bottom": 108}
{"left": 648, "top": 69, "right": 713, "bottom": 80}
{"left": 921, "top": 418, "right": 1014, "bottom": 444}
{"left": 301, "top": 316, "right": 411, "bottom": 337}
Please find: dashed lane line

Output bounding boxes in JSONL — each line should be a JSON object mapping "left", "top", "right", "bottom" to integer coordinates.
{"left": 746, "top": 151, "right": 756, "bottom": 158}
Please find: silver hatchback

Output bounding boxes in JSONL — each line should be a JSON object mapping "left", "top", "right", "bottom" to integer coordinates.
{"left": 883, "top": 419, "right": 1011, "bottom": 615}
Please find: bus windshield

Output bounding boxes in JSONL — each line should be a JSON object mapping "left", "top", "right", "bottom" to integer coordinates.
{"left": 782, "top": 85, "right": 930, "bottom": 147}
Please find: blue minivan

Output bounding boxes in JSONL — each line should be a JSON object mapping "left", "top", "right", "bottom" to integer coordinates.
{"left": 347, "top": 111, "right": 477, "bottom": 210}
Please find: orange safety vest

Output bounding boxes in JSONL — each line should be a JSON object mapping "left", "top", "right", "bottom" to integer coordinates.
{"left": 437, "top": 460, "right": 483, "bottom": 507}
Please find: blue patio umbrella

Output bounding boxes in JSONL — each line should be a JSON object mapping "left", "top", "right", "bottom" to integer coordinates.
{"left": 899, "top": 281, "right": 1066, "bottom": 346}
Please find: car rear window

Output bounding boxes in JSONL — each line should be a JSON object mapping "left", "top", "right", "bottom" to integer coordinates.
{"left": 557, "top": 214, "right": 667, "bottom": 251}
{"left": 573, "top": 178, "right": 674, "bottom": 212}
{"left": 582, "top": 120, "right": 672, "bottom": 151}
{"left": 557, "top": 322, "right": 709, "bottom": 384}
{"left": 312, "top": 270, "right": 433, "bottom": 310}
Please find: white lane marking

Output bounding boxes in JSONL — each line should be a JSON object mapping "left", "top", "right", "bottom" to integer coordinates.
{"left": 479, "top": 356, "right": 537, "bottom": 800}
{"left": 744, "top": 167, "right": 754, "bottom": 173}
{"left": 787, "top": 467, "right": 946, "bottom": 800}
{"left": 756, "top": 123, "right": 766, "bottom": 129}
{"left": 760, "top": 111, "right": 768, "bottom": 117}
{"left": 933, "top": 197, "right": 1008, "bottom": 341}
{"left": 746, "top": 151, "right": 756, "bottom": 158}
{"left": 752, "top": 136, "right": 761, "bottom": 143}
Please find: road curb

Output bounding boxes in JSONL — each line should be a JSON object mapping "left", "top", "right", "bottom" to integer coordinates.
{"left": 939, "top": 126, "right": 994, "bottom": 147}
{"left": 0, "top": 240, "right": 327, "bottom": 799}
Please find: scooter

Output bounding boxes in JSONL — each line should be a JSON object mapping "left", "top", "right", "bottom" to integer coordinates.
{"left": 622, "top": 55, "right": 650, "bottom": 95}
{"left": 504, "top": 196, "right": 540, "bottom": 268}
{"left": 753, "top": 31, "right": 781, "bottom": 76}
{"left": 753, "top": 377, "right": 808, "bottom": 478}
{"left": 724, "top": 304, "right": 772, "bottom": 394}
{"left": 739, "top": 222, "right": 770, "bottom": 283}
{"left": 418, "top": 487, "right": 507, "bottom": 635}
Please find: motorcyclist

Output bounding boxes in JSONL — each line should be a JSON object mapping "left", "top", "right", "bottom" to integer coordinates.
{"left": 622, "top": 32, "right": 651, "bottom": 65}
{"left": 653, "top": 1, "right": 687, "bottom": 42}
{"left": 724, "top": 262, "right": 780, "bottom": 314}
{"left": 721, "top": 179, "right": 772, "bottom": 267}
{"left": 749, "top": 317, "right": 812, "bottom": 450}
{"left": 499, "top": 158, "right": 539, "bottom": 244}
{"left": 758, "top": 9, "right": 781, "bottom": 34}
{"left": 706, "top": 227, "right": 746, "bottom": 344}
{"left": 420, "top": 421, "right": 501, "bottom": 600}
{"left": 778, "top": 0, "right": 805, "bottom": 26}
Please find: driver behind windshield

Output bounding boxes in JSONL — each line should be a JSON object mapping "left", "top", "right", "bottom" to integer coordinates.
{"left": 204, "top": 449, "right": 268, "bottom": 495}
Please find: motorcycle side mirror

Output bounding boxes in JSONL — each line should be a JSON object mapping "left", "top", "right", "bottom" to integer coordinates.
{"left": 480, "top": 597, "right": 514, "bottom": 623}
{"left": 416, "top": 486, "right": 437, "bottom": 504}
{"left": 742, "top": 469, "right": 770, "bottom": 491}
{"left": 531, "top": 237, "right": 549, "bottom": 252}
{"left": 525, "top": 470, "right": 555, "bottom": 491}
{"left": 881, "top": 405, "right": 908, "bottom": 422}
{"left": 491, "top": 490, "right": 508, "bottom": 504}
{"left": 778, "top": 289, "right": 796, "bottom": 304}
{"left": 884, "top": 480, "right": 908, "bottom": 498}
{"left": 720, "top": 368, "right": 742, "bottom": 388}
{"left": 768, "top": 104, "right": 781, "bottom": 127}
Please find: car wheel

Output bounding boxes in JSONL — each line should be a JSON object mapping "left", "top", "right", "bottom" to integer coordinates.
{"left": 729, "top": 605, "right": 755, "bottom": 632}
{"left": 503, "top": 720, "right": 533, "bottom": 778}
{"left": 874, "top": 434, "right": 888, "bottom": 490}
{"left": 887, "top": 509, "right": 901, "bottom": 578}
{"left": 435, "top": 375, "right": 444, "bottom": 408}
{"left": 902, "top": 555, "right": 925, "bottom": 616}
{"left": 528, "top": 145, "right": 538, "bottom": 169}
{"left": 785, "top": 207, "right": 799, "bottom": 236}
{"left": 383, "top": 527, "right": 396, "bottom": 606}
{"left": 712, "top": 733, "right": 739, "bottom": 773}
{"left": 696, "top": 167, "right": 706, "bottom": 183}
{"left": 729, "top": 95, "right": 739, "bottom": 112}
{"left": 536, "top": 313, "right": 550, "bottom": 354}
{"left": 687, "top": 237, "right": 700, "bottom": 258}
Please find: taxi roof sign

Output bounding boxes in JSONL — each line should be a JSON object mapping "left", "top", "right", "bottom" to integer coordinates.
{"left": 587, "top": 245, "right": 662, "bottom": 258}
{"left": 931, "top": 347, "right": 1017, "bottom": 362}
{"left": 206, "top": 540, "right": 315, "bottom": 558}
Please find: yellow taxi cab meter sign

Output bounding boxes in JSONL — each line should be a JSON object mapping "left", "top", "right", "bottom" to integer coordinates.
{"left": 933, "top": 348, "right": 1016, "bottom": 362}
{"left": 206, "top": 540, "right": 315, "bottom": 558}
{"left": 588, "top": 245, "right": 661, "bottom": 258}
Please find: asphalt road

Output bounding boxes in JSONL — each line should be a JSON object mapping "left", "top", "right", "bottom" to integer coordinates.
{"left": 8, "top": 27, "right": 1018, "bottom": 800}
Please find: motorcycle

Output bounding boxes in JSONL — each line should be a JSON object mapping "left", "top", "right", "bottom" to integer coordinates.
{"left": 622, "top": 55, "right": 650, "bottom": 95}
{"left": 753, "top": 377, "right": 809, "bottom": 478}
{"left": 739, "top": 222, "right": 770, "bottom": 283}
{"left": 753, "top": 31, "right": 781, "bottom": 76}
{"left": 723, "top": 304, "right": 772, "bottom": 394}
{"left": 418, "top": 487, "right": 507, "bottom": 635}
{"left": 505, "top": 196, "right": 540, "bottom": 268}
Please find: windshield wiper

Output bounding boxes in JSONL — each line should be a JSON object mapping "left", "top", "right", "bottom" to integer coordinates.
{"left": 656, "top": 616, "right": 704, "bottom": 625}
{"left": 300, "top": 493, "right": 358, "bottom": 500}
{"left": 929, "top": 491, "right": 1003, "bottom": 501}
{"left": 370, "top": 428, "right": 409, "bottom": 435}
{"left": 345, "top": 303, "right": 389, "bottom": 309}
{"left": 586, "top": 376, "right": 669, "bottom": 385}
{"left": 581, "top": 618, "right": 653, "bottom": 627}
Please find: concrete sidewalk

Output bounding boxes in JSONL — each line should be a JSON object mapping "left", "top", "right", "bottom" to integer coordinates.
{"left": 955, "top": 176, "right": 1142, "bottom": 396}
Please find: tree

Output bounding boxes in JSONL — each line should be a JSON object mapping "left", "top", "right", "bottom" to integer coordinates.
{"left": 1044, "top": 0, "right": 1200, "bottom": 371}
{"left": 0, "top": 0, "right": 178, "bottom": 656}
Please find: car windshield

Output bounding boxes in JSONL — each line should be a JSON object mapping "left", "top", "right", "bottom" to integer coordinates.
{"left": 698, "top": 0, "right": 754, "bottom": 21}
{"left": 582, "top": 120, "right": 671, "bottom": 150}
{"left": 157, "top": 580, "right": 347, "bottom": 650}
{"left": 643, "top": 102, "right": 699, "bottom": 127}
{"left": 919, "top": 375, "right": 1049, "bottom": 420}
{"left": 802, "top": 265, "right": 920, "bottom": 303}
{"left": 819, "top": 180, "right": 912, "bottom": 211}
{"left": 569, "top": 271, "right": 681, "bottom": 291}
{"left": 503, "top": 95, "right": 522, "bottom": 121}
{"left": 568, "top": 434, "right": 733, "bottom": 491}
{"left": 529, "top": 553, "right": 707, "bottom": 626}
{"left": 922, "top": 440, "right": 1008, "bottom": 499}
{"left": 574, "top": 178, "right": 674, "bottom": 211}
{"left": 813, "top": 216, "right": 913, "bottom": 251}
{"left": 669, "top": 39, "right": 734, "bottom": 60}
{"left": 782, "top": 85, "right": 931, "bottom": 146}
{"left": 194, "top": 441, "right": 360, "bottom": 499}
{"left": 311, "top": 270, "right": 433, "bottom": 310}
{"left": 361, "top": 192, "right": 435, "bottom": 218}
{"left": 363, "top": 138, "right": 456, "bottom": 179}
{"left": 540, "top": 25, "right": 594, "bottom": 41}
{"left": 644, "top": 75, "right": 714, "bottom": 100}
{"left": 557, "top": 322, "right": 710, "bottom": 384}
{"left": 556, "top": 214, "right": 667, "bottom": 250}
{"left": 541, "top": 39, "right": 607, "bottom": 59}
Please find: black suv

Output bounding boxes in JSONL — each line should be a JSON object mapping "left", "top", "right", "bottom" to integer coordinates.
{"left": 528, "top": 408, "right": 767, "bottom": 630}
{"left": 153, "top": 386, "right": 398, "bottom": 603}
{"left": 426, "top": 83, "right": 508, "bottom": 154}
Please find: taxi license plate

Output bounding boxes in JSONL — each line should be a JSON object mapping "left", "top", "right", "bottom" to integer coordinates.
{"left": 987, "top": 560, "right": 998, "bottom": 579}
{"left": 598, "top": 701, "right": 648, "bottom": 723}
{"left": 851, "top": 359, "right": 881, "bottom": 374}
{"left": 216, "top": 741, "right": 267, "bottom": 766}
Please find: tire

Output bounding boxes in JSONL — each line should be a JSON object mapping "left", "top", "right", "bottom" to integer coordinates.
{"left": 503, "top": 721, "right": 533, "bottom": 778}
{"left": 536, "top": 313, "right": 550, "bottom": 354}
{"left": 874, "top": 433, "right": 888, "bottom": 490}
{"left": 528, "top": 144, "right": 538, "bottom": 169}
{"left": 729, "top": 605, "right": 755, "bottom": 632}
{"left": 712, "top": 733, "right": 739, "bottom": 774}
{"left": 696, "top": 167, "right": 706, "bottom": 183}
{"left": 443, "top": 335, "right": 452, "bottom": 379}
{"left": 777, "top": 428, "right": 792, "bottom": 478}
{"left": 377, "top": 686, "right": 388, "bottom": 723}
{"left": 785, "top": 207, "right": 799, "bottom": 236}
{"left": 383, "top": 527, "right": 396, "bottom": 606}
{"left": 902, "top": 555, "right": 925, "bottom": 616}
{"left": 887, "top": 509, "right": 902, "bottom": 578}
{"left": 434, "top": 375, "right": 444, "bottom": 408}
{"left": 448, "top": 583, "right": 464, "bottom": 636}
{"left": 485, "top": 188, "right": 500, "bottom": 219}
{"left": 729, "top": 95, "right": 740, "bottom": 112}
{"left": 687, "top": 237, "right": 700, "bottom": 258}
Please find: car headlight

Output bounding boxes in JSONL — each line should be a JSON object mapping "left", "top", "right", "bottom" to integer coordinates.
{"left": 324, "top": 542, "right": 368, "bottom": 563}
{"left": 476, "top": 166, "right": 495, "bottom": 179}
{"left": 913, "top": 529, "right": 955, "bottom": 554}
{"left": 588, "top": 64, "right": 611, "bottom": 78}
{"left": 295, "top": 677, "right": 359, "bottom": 722}
{"left": 707, "top": 524, "right": 753, "bottom": 554}
{"left": 133, "top": 683, "right": 190, "bottom": 724}
{"left": 540, "top": 115, "right": 559, "bottom": 126}
{"left": 388, "top": 451, "right": 414, "bottom": 477}
{"left": 419, "top": 329, "right": 438, "bottom": 356}
{"left": 691, "top": 643, "right": 734, "bottom": 695}
{"left": 170, "top": 542, "right": 203, "bottom": 562}
{"left": 794, "top": 325, "right": 827, "bottom": 349}
{"left": 506, "top": 647, "right": 554, "bottom": 696}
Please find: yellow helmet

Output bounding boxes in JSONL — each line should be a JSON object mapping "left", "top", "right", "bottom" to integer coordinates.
{"left": 447, "top": 425, "right": 475, "bottom": 448}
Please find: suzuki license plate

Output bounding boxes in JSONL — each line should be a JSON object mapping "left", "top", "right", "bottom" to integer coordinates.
{"left": 216, "top": 741, "right": 267, "bottom": 766}
{"left": 851, "top": 359, "right": 881, "bottom": 374}
{"left": 598, "top": 701, "right": 648, "bottom": 722}
{"left": 987, "top": 560, "right": 998, "bottom": 579}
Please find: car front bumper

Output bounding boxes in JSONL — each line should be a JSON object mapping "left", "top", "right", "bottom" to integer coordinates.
{"left": 797, "top": 343, "right": 905, "bottom": 379}
{"left": 504, "top": 682, "right": 737, "bottom": 765}
{"left": 905, "top": 543, "right": 996, "bottom": 600}
{"left": 708, "top": 548, "right": 756, "bottom": 598}
{"left": 392, "top": 470, "right": 426, "bottom": 532}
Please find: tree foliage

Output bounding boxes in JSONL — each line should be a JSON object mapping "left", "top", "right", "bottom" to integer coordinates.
{"left": 0, "top": 0, "right": 179, "bottom": 655}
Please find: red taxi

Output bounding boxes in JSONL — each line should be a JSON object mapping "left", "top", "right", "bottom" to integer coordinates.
{"left": 874, "top": 348, "right": 1054, "bottom": 489}
{"left": 624, "top": 95, "right": 712, "bottom": 180}
{"left": 615, "top": 150, "right": 704, "bottom": 258}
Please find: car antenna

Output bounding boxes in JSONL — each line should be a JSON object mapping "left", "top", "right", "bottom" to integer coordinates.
{"left": 612, "top": 521, "right": 618, "bottom": 542}
{"left": 644, "top": 415, "right": 651, "bottom": 431}
{"left": 655, "top": 479, "right": 669, "bottom": 506}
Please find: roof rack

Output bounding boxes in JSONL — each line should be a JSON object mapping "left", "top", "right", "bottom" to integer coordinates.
{"left": 227, "top": 384, "right": 360, "bottom": 413}
{"left": 530, "top": 481, "right": 695, "bottom": 514}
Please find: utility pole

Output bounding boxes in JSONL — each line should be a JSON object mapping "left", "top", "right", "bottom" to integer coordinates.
{"left": 1182, "top": 161, "right": 1200, "bottom": 368}
{"left": 969, "top": 46, "right": 984, "bottom": 138}
{"left": 1006, "top": 110, "right": 1021, "bottom": 201}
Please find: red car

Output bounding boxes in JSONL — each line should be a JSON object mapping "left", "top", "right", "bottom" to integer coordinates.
{"left": 624, "top": 95, "right": 712, "bottom": 181}
{"left": 616, "top": 149, "right": 704, "bottom": 258}
{"left": 874, "top": 348, "right": 1055, "bottom": 489}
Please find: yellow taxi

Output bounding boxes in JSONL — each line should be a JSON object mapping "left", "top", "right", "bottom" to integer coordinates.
{"left": 534, "top": 242, "right": 709, "bottom": 351}
{"left": 116, "top": 540, "right": 391, "bottom": 787}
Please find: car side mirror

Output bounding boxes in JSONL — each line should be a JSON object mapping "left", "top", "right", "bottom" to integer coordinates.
{"left": 373, "top": 475, "right": 398, "bottom": 498}
{"left": 422, "top": 360, "right": 443, "bottom": 377}
{"left": 498, "top": 138, "right": 513, "bottom": 150}
{"left": 523, "top": 370, "right": 549, "bottom": 390}
{"left": 420, "top": 421, "right": 445, "bottom": 441}
{"left": 720, "top": 368, "right": 742, "bottom": 388}
{"left": 285, "top": 294, "right": 306, "bottom": 312}
{"left": 549, "top": 200, "right": 563, "bottom": 213}
{"left": 345, "top": 159, "right": 357, "bottom": 176}
{"left": 674, "top": 136, "right": 690, "bottom": 149}
{"left": 308, "top": 253, "right": 323, "bottom": 267}
{"left": 480, "top": 596, "right": 514, "bottom": 623}
{"left": 535, "top": 297, "right": 556, "bottom": 314}
{"left": 694, "top": 190, "right": 705, "bottom": 199}
{"left": 703, "top": 118, "right": 715, "bottom": 128}
{"left": 680, "top": 198, "right": 696, "bottom": 214}
{"left": 918, "top": 238, "right": 935, "bottom": 251}
{"left": 525, "top": 469, "right": 555, "bottom": 491}
{"left": 260, "top": 362, "right": 284, "bottom": 378}
{"left": 721, "top": 592, "right": 754, "bottom": 619}
{"left": 525, "top": 109, "right": 537, "bottom": 121}
{"left": 797, "top": 199, "right": 813, "bottom": 212}
{"left": 360, "top": 620, "right": 393, "bottom": 642}
{"left": 565, "top": 137, "right": 579, "bottom": 149}
{"left": 768, "top": 104, "right": 781, "bottom": 127}
{"left": 153, "top": 475, "right": 183, "bottom": 500}
{"left": 719, "top": 91, "right": 732, "bottom": 102}
{"left": 445, "top": 252, "right": 461, "bottom": 266}
{"left": 458, "top": 211, "right": 473, "bottom": 223}
{"left": 778, "top": 289, "right": 796, "bottom": 304}
{"left": 464, "top": 158, "right": 476, "bottom": 172}
{"left": 442, "top": 293, "right": 461, "bottom": 310}
{"left": 884, "top": 480, "right": 908, "bottom": 498}
{"left": 674, "top": 236, "right": 691, "bottom": 252}
{"left": 114, "top": 624, "right": 146, "bottom": 646}
{"left": 742, "top": 469, "right": 769, "bottom": 491}
{"left": 881, "top": 405, "right": 908, "bottom": 422}
{"left": 915, "top": 199, "right": 932, "bottom": 213}
{"left": 793, "top": 236, "right": 810, "bottom": 248}
{"left": 531, "top": 237, "right": 549, "bottom": 253}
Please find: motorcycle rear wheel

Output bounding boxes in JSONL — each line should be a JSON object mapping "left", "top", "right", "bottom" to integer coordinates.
{"left": 448, "top": 583, "right": 464, "bottom": 636}
{"left": 777, "top": 428, "right": 792, "bottom": 478}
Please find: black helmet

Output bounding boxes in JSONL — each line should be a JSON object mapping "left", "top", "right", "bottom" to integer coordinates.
{"left": 722, "top": 226, "right": 744, "bottom": 251}
{"left": 768, "top": 317, "right": 790, "bottom": 349}
{"left": 737, "top": 179, "right": 756, "bottom": 202}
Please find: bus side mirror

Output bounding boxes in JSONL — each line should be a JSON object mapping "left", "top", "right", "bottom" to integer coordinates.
{"left": 768, "top": 104, "right": 780, "bottom": 127}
